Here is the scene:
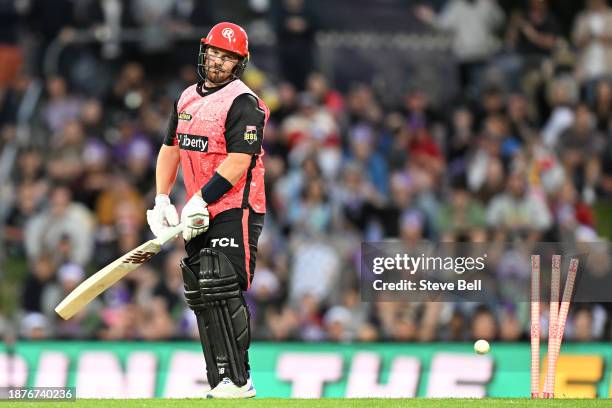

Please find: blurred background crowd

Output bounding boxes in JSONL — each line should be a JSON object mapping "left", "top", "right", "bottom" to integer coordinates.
{"left": 0, "top": 0, "right": 611, "bottom": 344}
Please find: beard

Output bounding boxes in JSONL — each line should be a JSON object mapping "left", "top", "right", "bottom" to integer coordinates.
{"left": 204, "top": 59, "right": 233, "bottom": 84}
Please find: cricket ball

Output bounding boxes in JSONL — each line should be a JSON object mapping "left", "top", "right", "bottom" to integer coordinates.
{"left": 474, "top": 339, "right": 490, "bottom": 355}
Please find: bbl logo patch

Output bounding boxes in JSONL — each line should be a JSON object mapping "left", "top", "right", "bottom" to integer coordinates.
{"left": 244, "top": 125, "right": 258, "bottom": 145}
{"left": 178, "top": 111, "right": 192, "bottom": 121}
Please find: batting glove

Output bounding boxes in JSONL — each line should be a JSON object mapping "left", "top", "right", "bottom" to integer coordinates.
{"left": 146, "top": 194, "right": 180, "bottom": 237}
{"left": 181, "top": 193, "right": 209, "bottom": 241}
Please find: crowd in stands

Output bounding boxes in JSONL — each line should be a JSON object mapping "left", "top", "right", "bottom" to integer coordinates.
{"left": 1, "top": 0, "right": 611, "bottom": 343}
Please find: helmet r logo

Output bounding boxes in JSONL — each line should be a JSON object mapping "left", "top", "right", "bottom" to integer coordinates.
{"left": 222, "top": 28, "right": 235, "bottom": 41}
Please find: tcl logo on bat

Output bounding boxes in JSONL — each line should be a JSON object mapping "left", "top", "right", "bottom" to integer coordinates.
{"left": 210, "top": 238, "right": 239, "bottom": 247}
{"left": 125, "top": 251, "right": 156, "bottom": 264}
{"left": 178, "top": 134, "right": 208, "bottom": 152}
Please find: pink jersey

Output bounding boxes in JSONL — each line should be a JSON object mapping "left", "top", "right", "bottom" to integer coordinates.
{"left": 175, "top": 80, "right": 268, "bottom": 217}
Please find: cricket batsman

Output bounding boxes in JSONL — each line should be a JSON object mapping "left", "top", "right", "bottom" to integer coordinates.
{"left": 146, "top": 22, "right": 268, "bottom": 398}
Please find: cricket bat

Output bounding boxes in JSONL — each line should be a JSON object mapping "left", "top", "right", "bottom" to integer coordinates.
{"left": 55, "top": 224, "right": 184, "bottom": 320}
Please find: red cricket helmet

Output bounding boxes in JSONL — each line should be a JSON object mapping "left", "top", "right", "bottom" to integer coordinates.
{"left": 198, "top": 22, "right": 250, "bottom": 81}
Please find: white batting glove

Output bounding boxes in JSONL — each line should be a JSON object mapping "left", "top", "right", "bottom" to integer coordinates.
{"left": 146, "top": 194, "right": 180, "bottom": 237}
{"left": 181, "top": 193, "right": 209, "bottom": 241}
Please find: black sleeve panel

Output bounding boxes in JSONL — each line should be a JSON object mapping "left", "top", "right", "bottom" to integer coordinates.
{"left": 225, "top": 93, "right": 265, "bottom": 154}
{"left": 163, "top": 99, "right": 179, "bottom": 146}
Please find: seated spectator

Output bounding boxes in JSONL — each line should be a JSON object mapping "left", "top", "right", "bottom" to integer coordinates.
{"left": 591, "top": 79, "right": 612, "bottom": 132}
{"left": 289, "top": 238, "right": 340, "bottom": 304}
{"left": 298, "top": 293, "right": 326, "bottom": 341}
{"left": 306, "top": 72, "right": 344, "bottom": 117}
{"left": 507, "top": 93, "right": 539, "bottom": 144}
{"left": 557, "top": 104, "right": 605, "bottom": 202}
{"left": 54, "top": 263, "right": 102, "bottom": 340}
{"left": 95, "top": 171, "right": 146, "bottom": 227}
{"left": 553, "top": 179, "right": 596, "bottom": 242}
{"left": 498, "top": 306, "right": 522, "bottom": 341}
{"left": 21, "top": 253, "right": 58, "bottom": 315}
{"left": 287, "top": 178, "right": 332, "bottom": 236}
{"left": 347, "top": 123, "right": 389, "bottom": 195}
{"left": 486, "top": 170, "right": 552, "bottom": 241}
{"left": 3, "top": 182, "right": 41, "bottom": 257}
{"left": 436, "top": 180, "right": 487, "bottom": 242}
{"left": 446, "top": 107, "right": 476, "bottom": 178}
{"left": 41, "top": 76, "right": 82, "bottom": 133}
{"left": 20, "top": 313, "right": 50, "bottom": 340}
{"left": 541, "top": 76, "right": 579, "bottom": 148}
{"left": 24, "top": 184, "right": 95, "bottom": 266}
{"left": 323, "top": 305, "right": 352, "bottom": 342}
{"left": 470, "top": 305, "right": 498, "bottom": 341}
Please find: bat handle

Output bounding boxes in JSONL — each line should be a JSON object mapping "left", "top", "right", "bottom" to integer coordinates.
{"left": 156, "top": 223, "right": 184, "bottom": 245}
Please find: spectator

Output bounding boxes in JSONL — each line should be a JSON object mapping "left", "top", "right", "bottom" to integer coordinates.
{"left": 54, "top": 263, "right": 102, "bottom": 339}
{"left": 506, "top": 0, "right": 560, "bottom": 62}
{"left": 446, "top": 107, "right": 476, "bottom": 177}
{"left": 3, "top": 6, "right": 612, "bottom": 345}
{"left": 347, "top": 124, "right": 389, "bottom": 195}
{"left": 507, "top": 93, "right": 538, "bottom": 145}
{"left": 436, "top": 180, "right": 487, "bottom": 242}
{"left": 332, "top": 162, "right": 381, "bottom": 234}
{"left": 416, "top": 0, "right": 505, "bottom": 96}
{"left": 306, "top": 72, "right": 344, "bottom": 118}
{"left": 591, "top": 79, "right": 612, "bottom": 132}
{"left": 3, "top": 182, "right": 41, "bottom": 257}
{"left": 288, "top": 238, "right": 340, "bottom": 304}
{"left": 41, "top": 76, "right": 82, "bottom": 133}
{"left": 95, "top": 171, "right": 146, "bottom": 228}
{"left": 21, "top": 253, "right": 58, "bottom": 316}
{"left": 323, "top": 305, "right": 352, "bottom": 342}
{"left": 557, "top": 103, "right": 605, "bottom": 201}
{"left": 541, "top": 76, "right": 578, "bottom": 148}
{"left": 486, "top": 170, "right": 552, "bottom": 241}
{"left": 14, "top": 147, "right": 46, "bottom": 186}
{"left": 150, "top": 250, "right": 185, "bottom": 333}
{"left": 286, "top": 178, "right": 332, "bottom": 235}
{"left": 553, "top": 180, "right": 596, "bottom": 242}
{"left": 282, "top": 92, "right": 341, "bottom": 177}
{"left": 248, "top": 266, "right": 282, "bottom": 339}
{"left": 24, "top": 184, "right": 95, "bottom": 266}
{"left": 498, "top": 306, "right": 522, "bottom": 341}
{"left": 572, "top": 0, "right": 612, "bottom": 84}
{"left": 471, "top": 305, "right": 498, "bottom": 340}
{"left": 297, "top": 293, "right": 325, "bottom": 341}
{"left": 20, "top": 312, "right": 50, "bottom": 340}
{"left": 272, "top": 0, "right": 318, "bottom": 90}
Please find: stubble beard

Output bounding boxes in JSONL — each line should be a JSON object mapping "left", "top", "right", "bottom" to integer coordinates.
{"left": 204, "top": 62, "right": 232, "bottom": 86}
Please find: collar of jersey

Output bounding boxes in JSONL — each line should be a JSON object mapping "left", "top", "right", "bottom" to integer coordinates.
{"left": 196, "top": 80, "right": 235, "bottom": 98}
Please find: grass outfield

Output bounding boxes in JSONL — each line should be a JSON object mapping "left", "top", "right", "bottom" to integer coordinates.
{"left": 5, "top": 399, "right": 609, "bottom": 407}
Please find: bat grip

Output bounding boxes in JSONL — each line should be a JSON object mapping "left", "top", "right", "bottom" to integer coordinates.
{"left": 156, "top": 223, "right": 184, "bottom": 245}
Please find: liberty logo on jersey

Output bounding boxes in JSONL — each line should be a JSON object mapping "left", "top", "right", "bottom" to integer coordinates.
{"left": 244, "top": 126, "right": 257, "bottom": 145}
{"left": 178, "top": 133, "right": 208, "bottom": 152}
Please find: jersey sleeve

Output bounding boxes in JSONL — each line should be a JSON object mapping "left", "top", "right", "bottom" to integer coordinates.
{"left": 163, "top": 99, "right": 179, "bottom": 146}
{"left": 224, "top": 93, "right": 265, "bottom": 154}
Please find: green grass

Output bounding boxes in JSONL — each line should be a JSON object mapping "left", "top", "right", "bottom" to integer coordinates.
{"left": 2, "top": 399, "right": 610, "bottom": 407}
{"left": 0, "top": 256, "right": 27, "bottom": 315}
